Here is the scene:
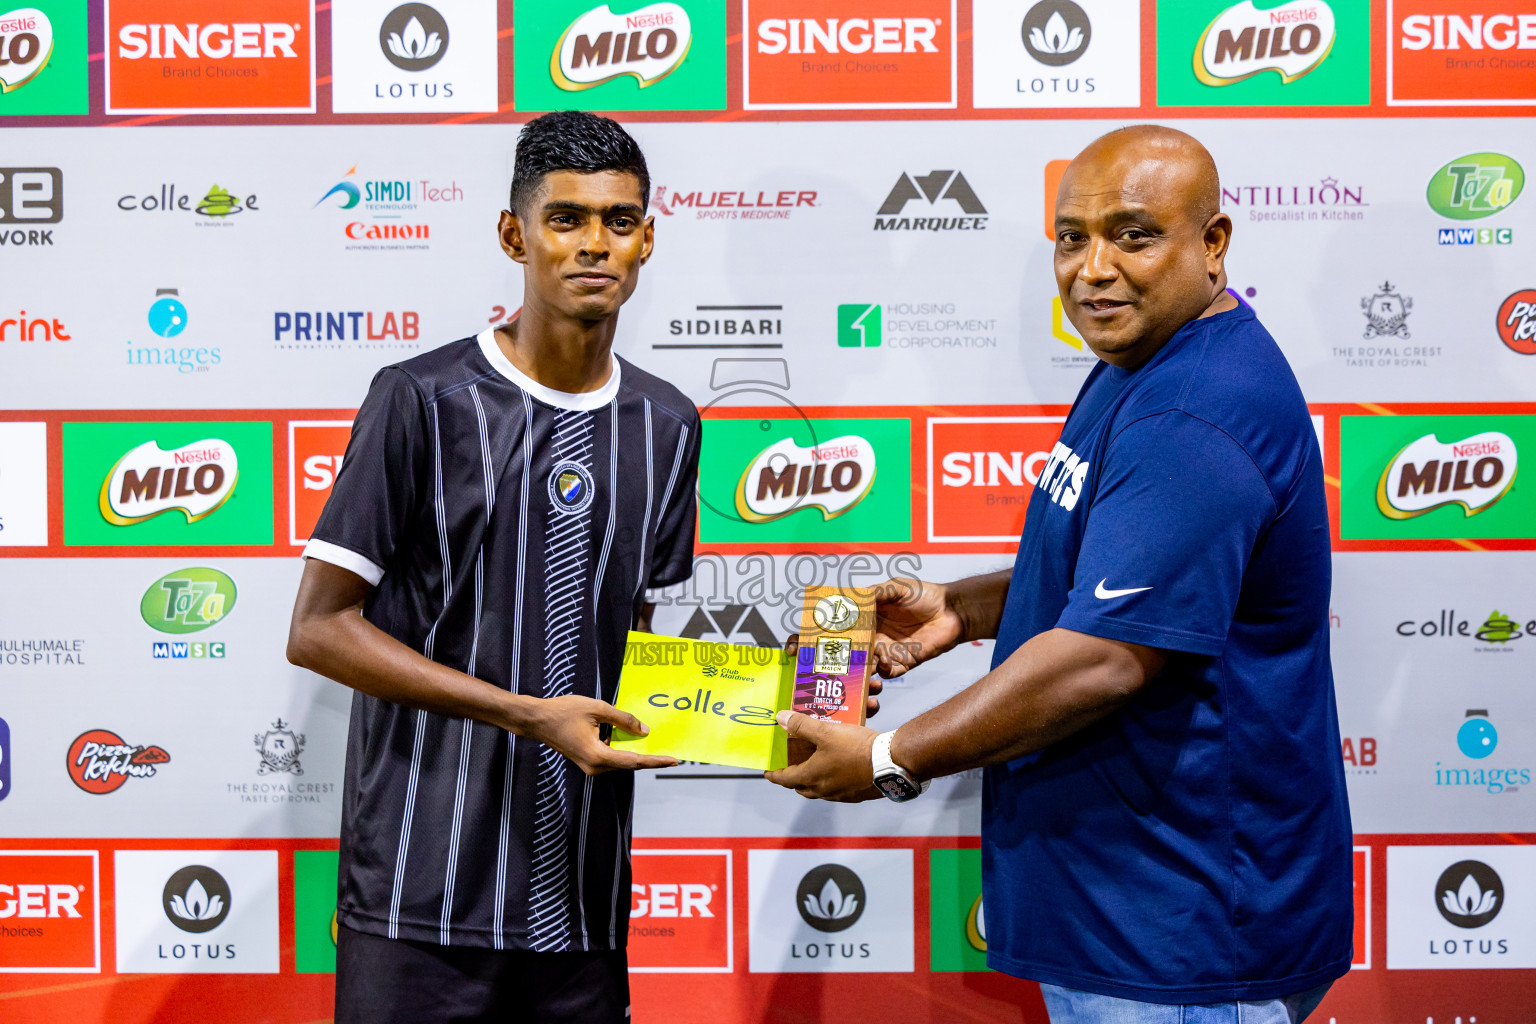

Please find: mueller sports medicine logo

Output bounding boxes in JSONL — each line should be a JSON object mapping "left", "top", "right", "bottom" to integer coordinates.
{"left": 874, "top": 170, "right": 986, "bottom": 230}
{"left": 1195, "top": 1, "right": 1337, "bottom": 87}
{"left": 552, "top": 3, "right": 691, "bottom": 90}
{"left": 0, "top": 167, "right": 62, "bottom": 247}
{"left": 735, "top": 435, "right": 876, "bottom": 522}
{"left": 0, "top": 8, "right": 53, "bottom": 92}
{"left": 66, "top": 729, "right": 170, "bottom": 794}
{"left": 1500, "top": 289, "right": 1536, "bottom": 354}
{"left": 651, "top": 185, "right": 817, "bottom": 221}
{"left": 100, "top": 439, "right": 238, "bottom": 526}
{"left": 1396, "top": 608, "right": 1535, "bottom": 651}
{"left": 1390, "top": 4, "right": 1536, "bottom": 105}
{"left": 1375, "top": 431, "right": 1517, "bottom": 519}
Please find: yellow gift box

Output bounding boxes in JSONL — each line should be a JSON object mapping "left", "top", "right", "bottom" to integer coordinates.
{"left": 610, "top": 632, "right": 796, "bottom": 771}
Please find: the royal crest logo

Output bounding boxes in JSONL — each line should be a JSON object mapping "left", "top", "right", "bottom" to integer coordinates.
{"left": 734, "top": 435, "right": 876, "bottom": 523}
{"left": 66, "top": 728, "right": 170, "bottom": 794}
{"left": 254, "top": 719, "right": 304, "bottom": 776}
{"left": 99, "top": 439, "right": 238, "bottom": 526}
{"left": 1376, "top": 431, "right": 1518, "bottom": 520}
{"left": 548, "top": 460, "right": 595, "bottom": 514}
{"left": 1361, "top": 282, "right": 1412, "bottom": 339}
{"left": 1194, "top": 1, "right": 1336, "bottom": 87}
{"left": 0, "top": 7, "right": 53, "bottom": 92}
{"left": 551, "top": 3, "right": 691, "bottom": 91}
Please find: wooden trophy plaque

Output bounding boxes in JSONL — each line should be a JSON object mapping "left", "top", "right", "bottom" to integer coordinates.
{"left": 790, "top": 586, "right": 875, "bottom": 735}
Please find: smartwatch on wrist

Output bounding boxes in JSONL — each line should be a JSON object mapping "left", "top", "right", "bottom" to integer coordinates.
{"left": 871, "top": 731, "right": 929, "bottom": 803}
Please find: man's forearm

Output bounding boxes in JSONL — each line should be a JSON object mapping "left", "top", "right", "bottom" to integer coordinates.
{"left": 947, "top": 569, "right": 1013, "bottom": 641}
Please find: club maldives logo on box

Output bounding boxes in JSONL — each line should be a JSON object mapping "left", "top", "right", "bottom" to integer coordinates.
{"left": 0, "top": 851, "right": 100, "bottom": 973}
{"left": 62, "top": 421, "right": 274, "bottom": 547}
{"left": 744, "top": 0, "right": 956, "bottom": 109}
{"left": 105, "top": 0, "right": 316, "bottom": 114}
{"left": 927, "top": 417, "right": 1063, "bottom": 544}
{"left": 289, "top": 420, "right": 352, "bottom": 546}
{"left": 698, "top": 416, "right": 910, "bottom": 545}
{"left": 514, "top": 0, "right": 725, "bottom": 111}
{"left": 1389, "top": 2, "right": 1536, "bottom": 105}
{"left": 629, "top": 850, "right": 733, "bottom": 973}
{"left": 1339, "top": 414, "right": 1536, "bottom": 541}
{"left": 0, "top": 5, "right": 88, "bottom": 115}
{"left": 1157, "top": 0, "right": 1368, "bottom": 106}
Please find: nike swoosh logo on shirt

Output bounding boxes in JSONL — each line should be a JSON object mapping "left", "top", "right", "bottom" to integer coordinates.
{"left": 1095, "top": 579, "right": 1153, "bottom": 600}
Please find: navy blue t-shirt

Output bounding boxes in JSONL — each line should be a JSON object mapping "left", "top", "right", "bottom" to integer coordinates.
{"left": 983, "top": 304, "right": 1353, "bottom": 1003}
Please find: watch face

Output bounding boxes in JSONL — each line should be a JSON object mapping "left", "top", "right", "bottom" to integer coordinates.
{"left": 876, "top": 774, "right": 917, "bottom": 802}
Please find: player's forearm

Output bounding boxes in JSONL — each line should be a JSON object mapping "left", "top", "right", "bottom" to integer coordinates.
{"left": 947, "top": 569, "right": 1013, "bottom": 642}
{"left": 888, "top": 627, "right": 1158, "bottom": 781}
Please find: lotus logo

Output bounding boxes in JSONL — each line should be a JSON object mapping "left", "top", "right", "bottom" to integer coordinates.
{"left": 0, "top": 8, "right": 54, "bottom": 93}
{"left": 163, "top": 865, "right": 231, "bottom": 934}
{"left": 735, "top": 435, "right": 876, "bottom": 523}
{"left": 1195, "top": 1, "right": 1336, "bottom": 87}
{"left": 1435, "top": 860, "right": 1503, "bottom": 929}
{"left": 1021, "top": 2, "right": 1090, "bottom": 66}
{"left": 381, "top": 3, "right": 448, "bottom": 72}
{"left": 795, "top": 864, "right": 865, "bottom": 932}
{"left": 99, "top": 439, "right": 239, "bottom": 526}
{"left": 1375, "top": 431, "right": 1516, "bottom": 520}
{"left": 552, "top": 3, "right": 691, "bottom": 91}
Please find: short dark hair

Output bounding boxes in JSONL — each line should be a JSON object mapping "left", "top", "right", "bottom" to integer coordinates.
{"left": 509, "top": 111, "right": 650, "bottom": 215}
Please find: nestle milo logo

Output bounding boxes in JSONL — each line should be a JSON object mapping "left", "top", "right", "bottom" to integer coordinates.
{"left": 734, "top": 434, "right": 876, "bottom": 523}
{"left": 1427, "top": 153, "right": 1524, "bottom": 221}
{"left": 1376, "top": 431, "right": 1517, "bottom": 520}
{"left": 140, "top": 567, "right": 237, "bottom": 634}
{"left": 99, "top": 438, "right": 238, "bottom": 525}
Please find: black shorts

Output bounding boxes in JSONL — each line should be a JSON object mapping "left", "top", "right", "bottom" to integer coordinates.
{"left": 336, "top": 924, "right": 630, "bottom": 1024}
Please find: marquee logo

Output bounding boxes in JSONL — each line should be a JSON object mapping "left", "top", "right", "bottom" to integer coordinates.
{"left": 1374, "top": 431, "right": 1516, "bottom": 520}
{"left": 1194, "top": 1, "right": 1336, "bottom": 86}
{"left": 66, "top": 729, "right": 170, "bottom": 794}
{"left": 735, "top": 435, "right": 876, "bottom": 523}
{"left": 1497, "top": 289, "right": 1536, "bottom": 354}
{"left": 141, "top": 567, "right": 237, "bottom": 634}
{"left": 0, "top": 8, "right": 52, "bottom": 92}
{"left": 1427, "top": 153, "right": 1525, "bottom": 220}
{"left": 874, "top": 170, "right": 987, "bottom": 231}
{"left": 99, "top": 439, "right": 239, "bottom": 526}
{"left": 552, "top": 3, "right": 691, "bottom": 90}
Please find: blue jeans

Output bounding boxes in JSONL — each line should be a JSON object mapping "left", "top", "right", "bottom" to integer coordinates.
{"left": 1040, "top": 982, "right": 1332, "bottom": 1024}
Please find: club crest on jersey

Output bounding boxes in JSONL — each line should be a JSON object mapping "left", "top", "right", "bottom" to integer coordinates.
{"left": 548, "top": 460, "right": 595, "bottom": 515}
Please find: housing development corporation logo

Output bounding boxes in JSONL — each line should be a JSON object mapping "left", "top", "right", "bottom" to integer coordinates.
{"left": 1375, "top": 431, "right": 1517, "bottom": 520}
{"left": 1389, "top": 3, "right": 1536, "bottom": 106}
{"left": 874, "top": 170, "right": 987, "bottom": 230}
{"left": 0, "top": 6, "right": 86, "bottom": 114}
{"left": 1194, "top": 0, "right": 1336, "bottom": 86}
{"left": 66, "top": 729, "right": 170, "bottom": 794}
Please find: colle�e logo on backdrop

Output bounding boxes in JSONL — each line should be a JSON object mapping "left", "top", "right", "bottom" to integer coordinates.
{"left": 0, "top": 5, "right": 87, "bottom": 114}
{"left": 1389, "top": 2, "right": 1536, "bottom": 106}
{"left": 743, "top": 0, "right": 956, "bottom": 110}
{"left": 1388, "top": 845, "right": 1535, "bottom": 969}
{"left": 1498, "top": 289, "right": 1536, "bottom": 354}
{"left": 329, "top": 0, "right": 499, "bottom": 113}
{"left": 105, "top": 0, "right": 316, "bottom": 114}
{"left": 0, "top": 850, "right": 101, "bottom": 972}
{"left": 628, "top": 850, "right": 733, "bottom": 973}
{"left": 1395, "top": 607, "right": 1536, "bottom": 651}
{"left": 0, "top": 421, "right": 48, "bottom": 547}
{"left": 116, "top": 183, "right": 260, "bottom": 225}
{"left": 514, "top": 0, "right": 725, "bottom": 111}
{"left": 927, "top": 417, "right": 1064, "bottom": 544}
{"left": 747, "top": 848, "right": 914, "bottom": 973}
{"left": 0, "top": 166, "right": 62, "bottom": 247}
{"left": 65, "top": 728, "right": 170, "bottom": 794}
{"left": 874, "top": 170, "right": 987, "bottom": 231}
{"left": 972, "top": 0, "right": 1141, "bottom": 109}
{"left": 1157, "top": 0, "right": 1368, "bottom": 107}
{"left": 288, "top": 420, "right": 352, "bottom": 546}
{"left": 115, "top": 850, "right": 280, "bottom": 973}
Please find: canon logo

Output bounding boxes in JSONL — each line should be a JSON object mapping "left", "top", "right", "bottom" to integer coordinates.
{"left": 631, "top": 883, "right": 714, "bottom": 918}
{"left": 756, "top": 18, "right": 939, "bottom": 54}
{"left": 117, "top": 23, "right": 299, "bottom": 60}
{"left": 0, "top": 883, "right": 83, "bottom": 919}
{"left": 1400, "top": 14, "right": 1536, "bottom": 50}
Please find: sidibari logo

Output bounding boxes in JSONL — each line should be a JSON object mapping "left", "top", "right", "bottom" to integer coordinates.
{"left": 1426, "top": 153, "right": 1524, "bottom": 220}
{"left": 1375, "top": 431, "right": 1517, "bottom": 520}
{"left": 735, "top": 435, "right": 876, "bottom": 522}
{"left": 0, "top": 8, "right": 53, "bottom": 92}
{"left": 66, "top": 728, "right": 170, "bottom": 794}
{"left": 99, "top": 439, "right": 238, "bottom": 526}
{"left": 163, "top": 865, "right": 230, "bottom": 934}
{"left": 1194, "top": 1, "right": 1336, "bottom": 86}
{"left": 552, "top": 3, "right": 690, "bottom": 91}
{"left": 796, "top": 864, "right": 865, "bottom": 932}
{"left": 1498, "top": 289, "right": 1536, "bottom": 355}
{"left": 1436, "top": 860, "right": 1503, "bottom": 929}
{"left": 141, "top": 567, "right": 237, "bottom": 634}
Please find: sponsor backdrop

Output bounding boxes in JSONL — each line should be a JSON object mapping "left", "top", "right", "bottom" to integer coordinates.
{"left": 1, "top": 1, "right": 1534, "bottom": 1023}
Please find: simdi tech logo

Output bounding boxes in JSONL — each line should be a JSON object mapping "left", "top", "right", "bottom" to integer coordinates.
{"left": 743, "top": 0, "right": 956, "bottom": 110}
{"left": 62, "top": 420, "right": 274, "bottom": 547}
{"left": 514, "top": 0, "right": 725, "bottom": 111}
{"left": 314, "top": 164, "right": 461, "bottom": 251}
{"left": 330, "top": 0, "right": 498, "bottom": 113}
{"left": 1339, "top": 414, "right": 1536, "bottom": 540}
{"left": 0, "top": 5, "right": 87, "bottom": 114}
{"left": 1387, "top": 845, "right": 1536, "bottom": 969}
{"left": 1157, "top": 0, "right": 1368, "bottom": 106}
{"left": 105, "top": 0, "right": 316, "bottom": 114}
{"left": 1389, "top": 2, "right": 1536, "bottom": 105}
{"left": 971, "top": 0, "right": 1141, "bottom": 109}
{"left": 0, "top": 850, "right": 101, "bottom": 973}
{"left": 114, "top": 849, "right": 280, "bottom": 973}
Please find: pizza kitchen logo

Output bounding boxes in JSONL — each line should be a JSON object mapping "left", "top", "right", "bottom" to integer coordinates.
{"left": 1195, "top": 0, "right": 1336, "bottom": 87}
{"left": 1501, "top": 289, "right": 1536, "bottom": 354}
{"left": 99, "top": 439, "right": 239, "bottom": 526}
{"left": 66, "top": 728, "right": 170, "bottom": 794}
{"left": 1375, "top": 431, "right": 1517, "bottom": 520}
{"left": 552, "top": 2, "right": 690, "bottom": 91}
{"left": 734, "top": 435, "right": 876, "bottom": 523}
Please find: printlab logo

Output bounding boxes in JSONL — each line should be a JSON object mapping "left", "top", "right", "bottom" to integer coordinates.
{"left": 1436, "top": 861, "right": 1503, "bottom": 929}
{"left": 66, "top": 728, "right": 170, "bottom": 794}
{"left": 0, "top": 167, "right": 62, "bottom": 246}
{"left": 273, "top": 309, "right": 421, "bottom": 351}
{"left": 380, "top": 4, "right": 446, "bottom": 70}
{"left": 1362, "top": 282, "right": 1412, "bottom": 339}
{"left": 874, "top": 170, "right": 987, "bottom": 230}
{"left": 254, "top": 719, "right": 304, "bottom": 776}
{"left": 1375, "top": 430, "right": 1517, "bottom": 520}
{"left": 1021, "top": 1, "right": 1089, "bottom": 64}
{"left": 1498, "top": 289, "right": 1536, "bottom": 355}
{"left": 164, "top": 865, "right": 231, "bottom": 933}
{"left": 796, "top": 864, "right": 865, "bottom": 932}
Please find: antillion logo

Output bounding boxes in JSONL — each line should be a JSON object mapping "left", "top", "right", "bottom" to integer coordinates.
{"left": 874, "top": 170, "right": 987, "bottom": 231}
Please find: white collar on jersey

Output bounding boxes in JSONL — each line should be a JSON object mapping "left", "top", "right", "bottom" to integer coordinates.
{"left": 476, "top": 327, "right": 622, "bottom": 411}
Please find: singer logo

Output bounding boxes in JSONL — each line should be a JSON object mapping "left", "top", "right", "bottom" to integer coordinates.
{"left": 288, "top": 420, "right": 352, "bottom": 546}
{"left": 1376, "top": 432, "right": 1518, "bottom": 519}
{"left": 735, "top": 435, "right": 876, "bottom": 523}
{"left": 628, "top": 850, "right": 732, "bottom": 972}
{"left": 552, "top": 3, "right": 691, "bottom": 90}
{"left": 99, "top": 439, "right": 238, "bottom": 526}
{"left": 1195, "top": 1, "right": 1337, "bottom": 86}
{"left": 105, "top": 0, "right": 316, "bottom": 113}
{"left": 927, "top": 417, "right": 1064, "bottom": 543}
{"left": 1390, "top": 3, "right": 1536, "bottom": 105}
{"left": 0, "top": 851, "right": 100, "bottom": 972}
{"left": 744, "top": 0, "right": 955, "bottom": 109}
